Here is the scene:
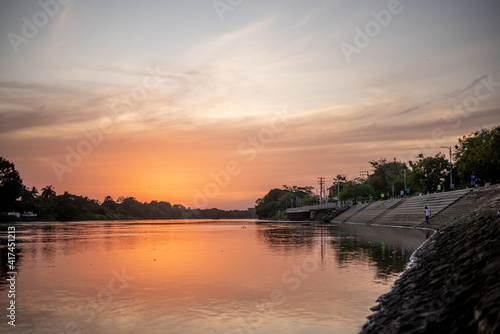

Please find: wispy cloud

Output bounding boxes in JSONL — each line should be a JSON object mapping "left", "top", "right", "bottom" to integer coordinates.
{"left": 447, "top": 72, "right": 499, "bottom": 97}
{"left": 50, "top": 0, "right": 77, "bottom": 44}
{"left": 192, "top": 17, "right": 275, "bottom": 61}
{"left": 0, "top": 81, "right": 57, "bottom": 90}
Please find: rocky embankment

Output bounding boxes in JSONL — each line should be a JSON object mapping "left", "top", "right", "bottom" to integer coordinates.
{"left": 360, "top": 195, "right": 500, "bottom": 334}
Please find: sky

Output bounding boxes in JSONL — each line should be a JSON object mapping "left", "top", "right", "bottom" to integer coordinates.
{"left": 1, "top": 0, "right": 499, "bottom": 209}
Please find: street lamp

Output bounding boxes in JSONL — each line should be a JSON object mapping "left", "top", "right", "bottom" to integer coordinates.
{"left": 441, "top": 146, "right": 453, "bottom": 190}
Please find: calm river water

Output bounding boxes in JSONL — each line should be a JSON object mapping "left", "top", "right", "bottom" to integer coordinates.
{"left": 0, "top": 220, "right": 430, "bottom": 334}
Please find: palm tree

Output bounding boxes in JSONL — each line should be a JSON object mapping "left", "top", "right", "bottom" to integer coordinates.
{"left": 41, "top": 185, "right": 56, "bottom": 198}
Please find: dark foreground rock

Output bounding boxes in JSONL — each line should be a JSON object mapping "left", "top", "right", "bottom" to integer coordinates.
{"left": 360, "top": 196, "right": 500, "bottom": 334}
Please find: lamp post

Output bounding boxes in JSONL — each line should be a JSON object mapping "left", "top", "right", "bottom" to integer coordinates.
{"left": 441, "top": 146, "right": 453, "bottom": 190}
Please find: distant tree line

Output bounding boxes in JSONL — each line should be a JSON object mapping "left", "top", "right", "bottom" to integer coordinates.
{"left": 0, "top": 159, "right": 256, "bottom": 222}
{"left": 255, "top": 125, "right": 499, "bottom": 219}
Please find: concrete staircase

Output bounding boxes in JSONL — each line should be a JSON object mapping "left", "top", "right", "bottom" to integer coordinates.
{"left": 372, "top": 188, "right": 471, "bottom": 227}
{"left": 332, "top": 198, "right": 404, "bottom": 224}
{"left": 428, "top": 184, "right": 500, "bottom": 229}
{"left": 349, "top": 198, "right": 404, "bottom": 224}
{"left": 331, "top": 188, "right": 476, "bottom": 227}
{"left": 331, "top": 202, "right": 371, "bottom": 222}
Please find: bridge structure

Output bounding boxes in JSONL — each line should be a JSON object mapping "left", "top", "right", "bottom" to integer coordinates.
{"left": 286, "top": 203, "right": 339, "bottom": 220}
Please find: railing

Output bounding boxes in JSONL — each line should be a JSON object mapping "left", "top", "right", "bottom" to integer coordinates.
{"left": 286, "top": 203, "right": 339, "bottom": 213}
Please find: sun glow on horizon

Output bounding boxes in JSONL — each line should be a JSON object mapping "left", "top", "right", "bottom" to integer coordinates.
{"left": 1, "top": 0, "right": 499, "bottom": 209}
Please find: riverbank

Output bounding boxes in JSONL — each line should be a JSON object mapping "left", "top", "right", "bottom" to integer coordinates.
{"left": 360, "top": 195, "right": 500, "bottom": 333}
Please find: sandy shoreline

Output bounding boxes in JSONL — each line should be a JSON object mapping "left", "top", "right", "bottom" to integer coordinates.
{"left": 360, "top": 195, "right": 500, "bottom": 333}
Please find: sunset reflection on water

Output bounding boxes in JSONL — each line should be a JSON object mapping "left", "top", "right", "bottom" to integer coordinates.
{"left": 0, "top": 220, "right": 428, "bottom": 334}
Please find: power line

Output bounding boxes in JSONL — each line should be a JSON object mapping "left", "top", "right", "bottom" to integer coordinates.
{"left": 359, "top": 170, "right": 369, "bottom": 178}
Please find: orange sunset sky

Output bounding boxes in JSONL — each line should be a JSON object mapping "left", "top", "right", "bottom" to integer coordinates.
{"left": 1, "top": 0, "right": 499, "bottom": 209}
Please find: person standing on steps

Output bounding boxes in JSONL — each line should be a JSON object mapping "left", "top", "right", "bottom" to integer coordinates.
{"left": 470, "top": 173, "right": 476, "bottom": 187}
{"left": 425, "top": 206, "right": 431, "bottom": 224}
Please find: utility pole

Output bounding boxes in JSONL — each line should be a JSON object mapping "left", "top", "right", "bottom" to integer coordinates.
{"left": 360, "top": 170, "right": 369, "bottom": 178}
{"left": 441, "top": 146, "right": 453, "bottom": 190}
{"left": 335, "top": 174, "right": 342, "bottom": 207}
{"left": 318, "top": 177, "right": 325, "bottom": 204}
{"left": 404, "top": 168, "right": 407, "bottom": 193}
{"left": 393, "top": 157, "right": 397, "bottom": 199}
{"left": 338, "top": 176, "right": 340, "bottom": 200}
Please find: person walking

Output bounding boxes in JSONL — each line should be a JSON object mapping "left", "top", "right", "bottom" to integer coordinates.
{"left": 425, "top": 206, "right": 431, "bottom": 224}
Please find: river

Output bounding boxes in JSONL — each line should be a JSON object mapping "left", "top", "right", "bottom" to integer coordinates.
{"left": 0, "top": 220, "right": 430, "bottom": 333}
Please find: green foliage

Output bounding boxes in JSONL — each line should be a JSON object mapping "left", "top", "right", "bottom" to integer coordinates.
{"left": 281, "top": 185, "right": 314, "bottom": 196}
{"left": 408, "top": 153, "right": 449, "bottom": 193}
{"left": 0, "top": 157, "right": 24, "bottom": 212}
{"left": 454, "top": 126, "right": 500, "bottom": 185}
{"left": 255, "top": 125, "right": 499, "bottom": 210}
{"left": 255, "top": 186, "right": 316, "bottom": 219}
{"left": 339, "top": 179, "right": 375, "bottom": 204}
{"left": 0, "top": 213, "right": 20, "bottom": 222}
{"left": 367, "top": 159, "right": 408, "bottom": 197}
{"left": 274, "top": 210, "right": 287, "bottom": 220}
{"left": 41, "top": 185, "right": 56, "bottom": 198}
{"left": 0, "top": 156, "right": 257, "bottom": 222}
{"left": 330, "top": 175, "right": 347, "bottom": 199}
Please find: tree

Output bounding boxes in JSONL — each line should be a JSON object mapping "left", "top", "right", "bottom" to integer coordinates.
{"left": 330, "top": 175, "right": 347, "bottom": 200}
{"left": 282, "top": 185, "right": 314, "bottom": 196}
{"left": 408, "top": 153, "right": 449, "bottom": 193}
{"left": 120, "top": 197, "right": 147, "bottom": 218}
{"left": 454, "top": 126, "right": 500, "bottom": 185}
{"left": 367, "top": 158, "right": 408, "bottom": 198}
{"left": 18, "top": 185, "right": 38, "bottom": 211}
{"left": 339, "top": 178, "right": 375, "bottom": 204}
{"left": 102, "top": 196, "right": 118, "bottom": 211}
{"left": 0, "top": 157, "right": 24, "bottom": 212}
{"left": 41, "top": 185, "right": 56, "bottom": 198}
{"left": 255, "top": 186, "right": 315, "bottom": 219}
{"left": 255, "top": 188, "right": 286, "bottom": 218}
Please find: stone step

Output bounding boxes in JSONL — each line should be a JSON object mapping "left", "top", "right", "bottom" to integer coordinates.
{"left": 336, "top": 189, "right": 472, "bottom": 226}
